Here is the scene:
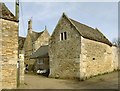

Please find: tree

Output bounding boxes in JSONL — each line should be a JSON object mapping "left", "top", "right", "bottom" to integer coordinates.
{"left": 112, "top": 38, "right": 120, "bottom": 48}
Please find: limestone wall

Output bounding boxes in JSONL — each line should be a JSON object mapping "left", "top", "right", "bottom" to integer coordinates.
{"left": 118, "top": 48, "right": 120, "bottom": 69}
{"left": 19, "top": 54, "right": 24, "bottom": 84}
{"left": 0, "top": 19, "right": 18, "bottom": 89}
{"left": 80, "top": 37, "right": 114, "bottom": 80}
{"left": 49, "top": 16, "right": 81, "bottom": 79}
{"left": 23, "top": 33, "right": 35, "bottom": 70}
{"left": 34, "top": 30, "right": 50, "bottom": 51}
{"left": 112, "top": 46, "right": 119, "bottom": 70}
{"left": 0, "top": 18, "right": 2, "bottom": 90}
{"left": 23, "top": 34, "right": 33, "bottom": 58}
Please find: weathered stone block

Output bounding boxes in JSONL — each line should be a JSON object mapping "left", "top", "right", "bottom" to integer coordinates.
{"left": 0, "top": 19, "right": 18, "bottom": 89}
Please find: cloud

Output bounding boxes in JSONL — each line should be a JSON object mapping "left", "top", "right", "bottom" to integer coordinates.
{"left": 5, "top": 2, "right": 118, "bottom": 41}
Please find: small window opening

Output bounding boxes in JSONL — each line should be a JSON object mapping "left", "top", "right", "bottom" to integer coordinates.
{"left": 60, "top": 32, "right": 67, "bottom": 41}
{"left": 60, "top": 33, "right": 63, "bottom": 40}
{"left": 38, "top": 59, "right": 44, "bottom": 64}
{"left": 64, "top": 32, "right": 67, "bottom": 40}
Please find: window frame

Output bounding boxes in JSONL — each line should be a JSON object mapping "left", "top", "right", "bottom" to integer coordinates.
{"left": 37, "top": 59, "right": 44, "bottom": 64}
{"left": 60, "top": 32, "right": 67, "bottom": 41}
{"left": 64, "top": 32, "right": 67, "bottom": 40}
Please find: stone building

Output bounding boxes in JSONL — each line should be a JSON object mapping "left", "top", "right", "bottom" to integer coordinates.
{"left": 0, "top": 3, "right": 18, "bottom": 89}
{"left": 23, "top": 19, "right": 50, "bottom": 71}
{"left": 31, "top": 45, "right": 49, "bottom": 76}
{"left": 49, "top": 13, "right": 118, "bottom": 80}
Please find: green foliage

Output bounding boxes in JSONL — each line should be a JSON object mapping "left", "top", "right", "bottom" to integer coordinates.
{"left": 112, "top": 38, "right": 120, "bottom": 48}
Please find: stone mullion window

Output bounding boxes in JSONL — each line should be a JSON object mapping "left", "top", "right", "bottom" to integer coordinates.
{"left": 64, "top": 32, "right": 67, "bottom": 40}
{"left": 60, "top": 32, "right": 63, "bottom": 41}
{"left": 60, "top": 32, "right": 67, "bottom": 41}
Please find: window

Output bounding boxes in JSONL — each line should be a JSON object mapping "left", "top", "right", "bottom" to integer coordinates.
{"left": 60, "top": 33, "right": 63, "bottom": 41}
{"left": 38, "top": 59, "right": 44, "bottom": 64}
{"left": 64, "top": 32, "right": 67, "bottom": 40}
{"left": 60, "top": 32, "right": 67, "bottom": 41}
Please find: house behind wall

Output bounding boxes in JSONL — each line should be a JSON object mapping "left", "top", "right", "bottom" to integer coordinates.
{"left": 31, "top": 45, "right": 49, "bottom": 76}
{"left": 23, "top": 19, "right": 50, "bottom": 71}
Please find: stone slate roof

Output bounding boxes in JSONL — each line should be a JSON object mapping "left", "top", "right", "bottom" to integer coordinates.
{"left": 30, "top": 45, "right": 48, "bottom": 58}
{"left": 19, "top": 36, "right": 26, "bottom": 50}
{"left": 0, "top": 3, "right": 17, "bottom": 22}
{"left": 63, "top": 13, "right": 112, "bottom": 46}
{"left": 31, "top": 31, "right": 44, "bottom": 41}
{"left": 70, "top": 18, "right": 112, "bottom": 46}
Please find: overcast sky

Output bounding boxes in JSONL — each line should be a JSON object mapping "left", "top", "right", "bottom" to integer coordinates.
{"left": 4, "top": 1, "right": 118, "bottom": 42}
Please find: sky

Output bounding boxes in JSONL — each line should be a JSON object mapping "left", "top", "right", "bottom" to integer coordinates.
{"left": 4, "top": 0, "right": 118, "bottom": 42}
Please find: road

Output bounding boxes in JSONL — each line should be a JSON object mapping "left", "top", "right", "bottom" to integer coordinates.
{"left": 18, "top": 71, "right": 119, "bottom": 89}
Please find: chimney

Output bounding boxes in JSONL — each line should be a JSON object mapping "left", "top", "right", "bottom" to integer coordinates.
{"left": 28, "top": 18, "right": 32, "bottom": 33}
{"left": 15, "top": 0, "right": 19, "bottom": 21}
{"left": 45, "top": 25, "right": 47, "bottom": 30}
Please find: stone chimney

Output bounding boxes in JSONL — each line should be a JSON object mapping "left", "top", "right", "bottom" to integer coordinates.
{"left": 45, "top": 25, "right": 47, "bottom": 30}
{"left": 28, "top": 18, "right": 32, "bottom": 33}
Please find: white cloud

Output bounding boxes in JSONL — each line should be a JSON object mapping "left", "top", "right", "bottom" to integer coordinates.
{"left": 4, "top": 1, "right": 118, "bottom": 41}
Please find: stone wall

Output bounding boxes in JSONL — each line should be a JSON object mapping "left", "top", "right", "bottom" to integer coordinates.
{"left": 0, "top": 19, "right": 18, "bottom": 89}
{"left": 49, "top": 16, "right": 81, "bottom": 79}
{"left": 112, "top": 46, "right": 119, "bottom": 70}
{"left": 19, "top": 54, "right": 24, "bottom": 84}
{"left": 0, "top": 18, "right": 2, "bottom": 90}
{"left": 23, "top": 33, "right": 35, "bottom": 70}
{"left": 34, "top": 30, "right": 50, "bottom": 51}
{"left": 118, "top": 48, "right": 120, "bottom": 69}
{"left": 80, "top": 37, "right": 115, "bottom": 80}
{"left": 24, "top": 34, "right": 33, "bottom": 58}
